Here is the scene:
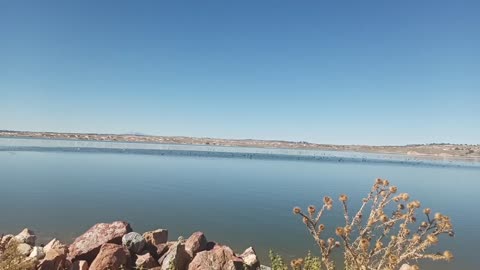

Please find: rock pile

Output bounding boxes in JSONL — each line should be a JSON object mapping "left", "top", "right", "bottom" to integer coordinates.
{"left": 0, "top": 221, "right": 260, "bottom": 270}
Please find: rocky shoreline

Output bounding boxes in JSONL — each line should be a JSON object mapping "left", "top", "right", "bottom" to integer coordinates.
{"left": 0, "top": 221, "right": 261, "bottom": 270}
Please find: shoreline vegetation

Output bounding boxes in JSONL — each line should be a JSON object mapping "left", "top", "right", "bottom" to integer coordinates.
{"left": 1, "top": 130, "right": 479, "bottom": 162}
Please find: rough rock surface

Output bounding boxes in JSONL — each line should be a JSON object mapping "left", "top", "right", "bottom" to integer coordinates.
{"left": 70, "top": 260, "right": 89, "bottom": 270}
{"left": 1, "top": 234, "right": 14, "bottom": 246}
{"left": 89, "top": 243, "right": 131, "bottom": 270}
{"left": 158, "top": 242, "right": 190, "bottom": 270}
{"left": 143, "top": 229, "right": 168, "bottom": 246}
{"left": 44, "top": 238, "right": 68, "bottom": 254}
{"left": 143, "top": 229, "right": 168, "bottom": 260}
{"left": 17, "top": 243, "right": 33, "bottom": 256}
{"left": 188, "top": 244, "right": 244, "bottom": 270}
{"left": 15, "top": 228, "right": 36, "bottom": 246}
{"left": 122, "top": 232, "right": 146, "bottom": 254}
{"left": 68, "top": 221, "right": 132, "bottom": 263}
{"left": 29, "top": 246, "right": 46, "bottom": 260}
{"left": 239, "top": 247, "right": 259, "bottom": 268}
{"left": 136, "top": 251, "right": 159, "bottom": 269}
{"left": 149, "top": 243, "right": 169, "bottom": 260}
{"left": 185, "top": 232, "right": 207, "bottom": 258}
{"left": 38, "top": 246, "right": 68, "bottom": 270}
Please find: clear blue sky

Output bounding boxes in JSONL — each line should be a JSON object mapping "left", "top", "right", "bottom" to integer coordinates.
{"left": 1, "top": 1, "right": 479, "bottom": 145}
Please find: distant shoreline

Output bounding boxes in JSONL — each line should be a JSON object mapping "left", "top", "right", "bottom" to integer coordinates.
{"left": 1, "top": 130, "right": 479, "bottom": 161}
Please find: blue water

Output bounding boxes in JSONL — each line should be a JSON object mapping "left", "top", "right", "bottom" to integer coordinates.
{"left": 0, "top": 138, "right": 478, "bottom": 269}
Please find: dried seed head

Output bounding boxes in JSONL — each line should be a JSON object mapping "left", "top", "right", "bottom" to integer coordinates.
{"left": 323, "top": 196, "right": 332, "bottom": 204}
{"left": 383, "top": 179, "right": 390, "bottom": 186}
{"left": 376, "top": 178, "right": 383, "bottom": 185}
{"left": 335, "top": 227, "right": 345, "bottom": 236}
{"left": 443, "top": 250, "right": 454, "bottom": 261}
{"left": 328, "top": 237, "right": 335, "bottom": 246}
{"left": 302, "top": 217, "right": 309, "bottom": 224}
{"left": 335, "top": 241, "right": 340, "bottom": 247}
{"left": 423, "top": 208, "right": 431, "bottom": 215}
{"left": 398, "top": 204, "right": 405, "bottom": 210}
{"left": 412, "top": 200, "right": 421, "bottom": 208}
{"left": 308, "top": 205, "right": 316, "bottom": 214}
{"left": 339, "top": 194, "right": 348, "bottom": 202}
{"left": 421, "top": 221, "right": 428, "bottom": 227}
{"left": 409, "top": 216, "right": 417, "bottom": 223}
{"left": 427, "top": 234, "right": 438, "bottom": 244}
{"left": 434, "top": 213, "right": 443, "bottom": 220}
{"left": 412, "top": 234, "right": 421, "bottom": 243}
{"left": 380, "top": 214, "right": 389, "bottom": 223}
{"left": 319, "top": 239, "right": 326, "bottom": 247}
{"left": 360, "top": 238, "right": 370, "bottom": 250}
{"left": 389, "top": 186, "right": 398, "bottom": 193}
{"left": 375, "top": 241, "right": 383, "bottom": 250}
{"left": 389, "top": 255, "right": 398, "bottom": 264}
{"left": 291, "top": 258, "right": 304, "bottom": 268}
{"left": 318, "top": 224, "right": 325, "bottom": 232}
{"left": 401, "top": 193, "right": 410, "bottom": 201}
{"left": 293, "top": 207, "right": 301, "bottom": 214}
{"left": 380, "top": 190, "right": 388, "bottom": 197}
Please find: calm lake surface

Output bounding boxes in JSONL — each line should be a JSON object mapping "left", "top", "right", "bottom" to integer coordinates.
{"left": 1, "top": 138, "right": 479, "bottom": 269}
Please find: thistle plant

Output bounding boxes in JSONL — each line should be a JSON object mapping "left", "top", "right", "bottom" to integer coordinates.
{"left": 293, "top": 178, "right": 455, "bottom": 270}
{"left": 0, "top": 240, "right": 36, "bottom": 270}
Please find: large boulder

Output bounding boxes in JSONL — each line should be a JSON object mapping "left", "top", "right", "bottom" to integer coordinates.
{"left": 135, "top": 250, "right": 159, "bottom": 269}
{"left": 29, "top": 246, "right": 46, "bottom": 260}
{"left": 68, "top": 221, "right": 132, "bottom": 263}
{"left": 188, "top": 244, "right": 244, "bottom": 270}
{"left": 44, "top": 238, "right": 68, "bottom": 255}
{"left": 158, "top": 242, "right": 190, "bottom": 270}
{"left": 70, "top": 260, "right": 89, "bottom": 270}
{"left": 89, "top": 243, "right": 131, "bottom": 270}
{"left": 37, "top": 246, "right": 68, "bottom": 270}
{"left": 15, "top": 228, "right": 36, "bottom": 246}
{"left": 143, "top": 229, "right": 168, "bottom": 246}
{"left": 122, "top": 232, "right": 146, "bottom": 254}
{"left": 239, "top": 247, "right": 260, "bottom": 269}
{"left": 185, "top": 232, "right": 207, "bottom": 258}
{"left": 17, "top": 243, "right": 33, "bottom": 256}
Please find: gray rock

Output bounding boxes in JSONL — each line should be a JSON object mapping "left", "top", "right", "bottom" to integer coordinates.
{"left": 122, "top": 232, "right": 146, "bottom": 254}
{"left": 15, "top": 228, "right": 36, "bottom": 246}
{"left": 29, "top": 246, "right": 46, "bottom": 260}
{"left": 17, "top": 242, "right": 33, "bottom": 256}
